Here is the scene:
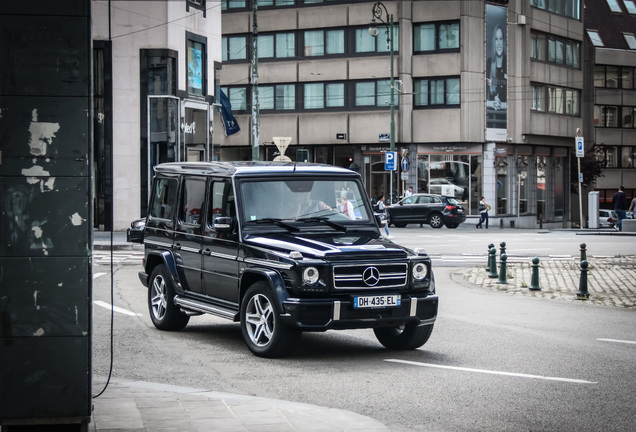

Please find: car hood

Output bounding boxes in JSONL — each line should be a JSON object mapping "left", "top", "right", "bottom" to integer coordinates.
{"left": 244, "top": 233, "right": 411, "bottom": 260}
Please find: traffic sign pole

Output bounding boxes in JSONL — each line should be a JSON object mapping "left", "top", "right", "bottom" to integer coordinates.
{"left": 576, "top": 135, "right": 584, "bottom": 228}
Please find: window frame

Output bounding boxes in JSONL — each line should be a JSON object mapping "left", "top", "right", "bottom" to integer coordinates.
{"left": 413, "top": 76, "right": 461, "bottom": 108}
{"left": 186, "top": 32, "right": 207, "bottom": 97}
{"left": 413, "top": 21, "right": 460, "bottom": 54}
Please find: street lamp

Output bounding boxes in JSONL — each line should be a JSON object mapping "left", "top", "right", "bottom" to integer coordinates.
{"left": 369, "top": 1, "right": 396, "bottom": 203}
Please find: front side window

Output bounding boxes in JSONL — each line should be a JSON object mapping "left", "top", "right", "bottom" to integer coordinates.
{"left": 150, "top": 177, "right": 178, "bottom": 220}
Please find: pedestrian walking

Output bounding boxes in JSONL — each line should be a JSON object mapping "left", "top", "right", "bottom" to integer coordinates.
{"left": 476, "top": 197, "right": 489, "bottom": 229}
{"left": 404, "top": 186, "right": 413, "bottom": 197}
{"left": 628, "top": 195, "right": 636, "bottom": 218}
{"left": 377, "top": 194, "right": 391, "bottom": 238}
{"left": 612, "top": 186, "right": 628, "bottom": 231}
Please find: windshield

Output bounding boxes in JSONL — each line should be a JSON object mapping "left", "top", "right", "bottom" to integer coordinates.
{"left": 240, "top": 178, "right": 370, "bottom": 224}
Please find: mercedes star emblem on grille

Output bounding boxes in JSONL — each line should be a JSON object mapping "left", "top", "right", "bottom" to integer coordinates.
{"left": 362, "top": 266, "right": 380, "bottom": 286}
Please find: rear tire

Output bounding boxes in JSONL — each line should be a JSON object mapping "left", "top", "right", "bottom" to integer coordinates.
{"left": 148, "top": 266, "right": 190, "bottom": 331}
{"left": 393, "top": 222, "right": 408, "bottom": 228}
{"left": 446, "top": 223, "right": 459, "bottom": 229}
{"left": 429, "top": 213, "right": 443, "bottom": 229}
{"left": 374, "top": 323, "right": 434, "bottom": 350}
{"left": 240, "top": 281, "right": 300, "bottom": 358}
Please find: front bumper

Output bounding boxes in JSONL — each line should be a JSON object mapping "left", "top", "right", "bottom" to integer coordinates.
{"left": 280, "top": 294, "right": 438, "bottom": 331}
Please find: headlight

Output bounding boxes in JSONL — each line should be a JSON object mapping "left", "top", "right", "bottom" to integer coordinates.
{"left": 303, "top": 267, "right": 320, "bottom": 285}
{"left": 412, "top": 262, "right": 428, "bottom": 281}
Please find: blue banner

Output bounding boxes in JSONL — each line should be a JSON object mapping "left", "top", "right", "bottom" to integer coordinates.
{"left": 219, "top": 89, "right": 240, "bottom": 136}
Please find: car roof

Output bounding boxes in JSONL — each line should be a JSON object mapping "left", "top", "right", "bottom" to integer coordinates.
{"left": 154, "top": 161, "right": 359, "bottom": 178}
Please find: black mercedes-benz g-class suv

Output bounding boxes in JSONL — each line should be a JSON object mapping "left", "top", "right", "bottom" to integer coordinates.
{"left": 133, "top": 161, "right": 438, "bottom": 357}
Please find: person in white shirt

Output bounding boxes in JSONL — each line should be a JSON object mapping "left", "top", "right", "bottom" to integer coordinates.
{"left": 340, "top": 193, "right": 355, "bottom": 219}
{"left": 377, "top": 194, "right": 390, "bottom": 237}
{"left": 404, "top": 186, "right": 413, "bottom": 197}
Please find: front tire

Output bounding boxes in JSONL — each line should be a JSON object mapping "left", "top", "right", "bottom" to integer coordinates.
{"left": 429, "top": 213, "right": 443, "bottom": 229}
{"left": 393, "top": 222, "right": 408, "bottom": 228}
{"left": 148, "top": 266, "right": 190, "bottom": 331}
{"left": 374, "top": 323, "right": 434, "bottom": 350}
{"left": 240, "top": 282, "right": 300, "bottom": 358}
{"left": 446, "top": 223, "right": 459, "bottom": 229}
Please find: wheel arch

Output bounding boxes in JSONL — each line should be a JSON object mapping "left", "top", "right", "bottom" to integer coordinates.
{"left": 145, "top": 250, "right": 185, "bottom": 294}
{"left": 240, "top": 268, "right": 289, "bottom": 314}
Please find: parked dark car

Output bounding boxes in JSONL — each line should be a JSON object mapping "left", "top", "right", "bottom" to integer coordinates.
{"left": 132, "top": 161, "right": 438, "bottom": 358}
{"left": 387, "top": 193, "right": 466, "bottom": 229}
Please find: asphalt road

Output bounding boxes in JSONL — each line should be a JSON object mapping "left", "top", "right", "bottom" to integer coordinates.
{"left": 92, "top": 233, "right": 636, "bottom": 431}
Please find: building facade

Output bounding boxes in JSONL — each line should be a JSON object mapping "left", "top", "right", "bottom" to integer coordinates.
{"left": 584, "top": 0, "right": 636, "bottom": 208}
{"left": 216, "top": 0, "right": 584, "bottom": 228}
{"left": 92, "top": 0, "right": 222, "bottom": 230}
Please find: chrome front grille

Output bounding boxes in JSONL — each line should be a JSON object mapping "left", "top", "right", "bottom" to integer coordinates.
{"left": 333, "top": 263, "right": 408, "bottom": 290}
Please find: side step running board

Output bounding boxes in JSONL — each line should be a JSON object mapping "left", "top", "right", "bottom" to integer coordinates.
{"left": 174, "top": 296, "right": 237, "bottom": 321}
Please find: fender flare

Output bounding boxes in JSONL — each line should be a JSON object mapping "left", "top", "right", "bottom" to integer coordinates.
{"left": 147, "top": 250, "right": 185, "bottom": 295}
{"left": 240, "top": 268, "right": 290, "bottom": 313}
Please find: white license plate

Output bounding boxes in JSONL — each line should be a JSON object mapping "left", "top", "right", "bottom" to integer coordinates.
{"left": 353, "top": 294, "right": 401, "bottom": 309}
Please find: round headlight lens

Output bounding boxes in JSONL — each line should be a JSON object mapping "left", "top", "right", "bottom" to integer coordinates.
{"left": 303, "top": 267, "right": 320, "bottom": 285}
{"left": 412, "top": 262, "right": 428, "bottom": 280}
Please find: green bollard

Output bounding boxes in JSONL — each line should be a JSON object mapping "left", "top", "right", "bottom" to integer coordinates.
{"left": 497, "top": 253, "right": 508, "bottom": 284}
{"left": 488, "top": 247, "right": 499, "bottom": 278}
{"left": 576, "top": 260, "right": 590, "bottom": 300}
{"left": 580, "top": 243, "right": 586, "bottom": 263}
{"left": 529, "top": 257, "right": 541, "bottom": 291}
{"left": 486, "top": 243, "right": 494, "bottom": 272}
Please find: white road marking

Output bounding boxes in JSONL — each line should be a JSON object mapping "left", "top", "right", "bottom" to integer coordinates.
{"left": 93, "top": 300, "right": 141, "bottom": 317}
{"left": 93, "top": 272, "right": 107, "bottom": 279}
{"left": 385, "top": 359, "right": 597, "bottom": 384}
{"left": 597, "top": 338, "right": 636, "bottom": 345}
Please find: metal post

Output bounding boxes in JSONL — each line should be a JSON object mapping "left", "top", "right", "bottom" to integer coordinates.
{"left": 497, "top": 253, "right": 508, "bottom": 284}
{"left": 486, "top": 243, "right": 494, "bottom": 271}
{"left": 576, "top": 260, "right": 590, "bottom": 300}
{"left": 488, "top": 247, "right": 499, "bottom": 278}
{"left": 530, "top": 257, "right": 541, "bottom": 291}
{"left": 580, "top": 243, "right": 587, "bottom": 263}
{"left": 251, "top": 1, "right": 260, "bottom": 161}
{"left": 371, "top": 2, "right": 396, "bottom": 203}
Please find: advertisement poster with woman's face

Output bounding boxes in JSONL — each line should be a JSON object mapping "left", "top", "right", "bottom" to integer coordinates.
{"left": 486, "top": 4, "right": 508, "bottom": 142}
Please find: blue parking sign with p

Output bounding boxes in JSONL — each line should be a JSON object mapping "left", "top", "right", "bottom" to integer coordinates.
{"left": 385, "top": 151, "right": 397, "bottom": 171}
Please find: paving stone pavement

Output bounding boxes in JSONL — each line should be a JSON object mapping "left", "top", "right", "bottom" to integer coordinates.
{"left": 456, "top": 255, "right": 636, "bottom": 308}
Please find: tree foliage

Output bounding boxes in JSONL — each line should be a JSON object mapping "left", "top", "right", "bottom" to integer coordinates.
{"left": 570, "top": 144, "right": 606, "bottom": 193}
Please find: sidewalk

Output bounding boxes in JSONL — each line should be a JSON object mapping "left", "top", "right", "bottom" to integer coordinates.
{"left": 457, "top": 254, "right": 636, "bottom": 308}
{"left": 90, "top": 379, "right": 388, "bottom": 432}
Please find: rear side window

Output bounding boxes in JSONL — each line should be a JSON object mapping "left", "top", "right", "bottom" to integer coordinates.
{"left": 179, "top": 177, "right": 206, "bottom": 225}
{"left": 150, "top": 177, "right": 178, "bottom": 220}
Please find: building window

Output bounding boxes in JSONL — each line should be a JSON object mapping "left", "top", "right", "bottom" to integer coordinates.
{"left": 532, "top": 85, "right": 545, "bottom": 111}
{"left": 221, "top": 86, "right": 247, "bottom": 111}
{"left": 624, "top": 0, "right": 636, "bottom": 14}
{"left": 624, "top": 33, "right": 636, "bottom": 49}
{"left": 222, "top": 35, "right": 247, "bottom": 61}
{"left": 623, "top": 107, "right": 636, "bottom": 128}
{"left": 606, "top": 0, "right": 623, "bottom": 12}
{"left": 222, "top": 0, "right": 247, "bottom": 11}
{"left": 414, "top": 21, "right": 460, "bottom": 53}
{"left": 257, "top": 0, "right": 296, "bottom": 7}
{"left": 594, "top": 65, "right": 635, "bottom": 88}
{"left": 303, "top": 82, "right": 345, "bottom": 109}
{"left": 414, "top": 77, "right": 460, "bottom": 107}
{"left": 355, "top": 26, "right": 399, "bottom": 53}
{"left": 536, "top": 32, "right": 579, "bottom": 68}
{"left": 622, "top": 147, "right": 636, "bottom": 167}
{"left": 531, "top": 0, "right": 581, "bottom": 20}
{"left": 187, "top": 33, "right": 207, "bottom": 97}
{"left": 261, "top": 84, "right": 296, "bottom": 110}
{"left": 259, "top": 33, "right": 296, "bottom": 59}
{"left": 355, "top": 80, "right": 398, "bottom": 107}
{"left": 587, "top": 30, "right": 604, "bottom": 47}
{"left": 304, "top": 29, "right": 345, "bottom": 56}
{"left": 187, "top": 0, "right": 206, "bottom": 16}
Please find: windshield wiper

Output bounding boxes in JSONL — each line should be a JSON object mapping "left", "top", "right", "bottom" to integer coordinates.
{"left": 252, "top": 218, "right": 299, "bottom": 232}
{"left": 297, "top": 216, "right": 348, "bottom": 232}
